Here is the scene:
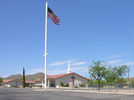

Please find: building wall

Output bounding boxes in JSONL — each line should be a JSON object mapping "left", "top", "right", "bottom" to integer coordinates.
{"left": 55, "top": 74, "right": 88, "bottom": 87}
{"left": 35, "top": 81, "right": 43, "bottom": 86}
{"left": 4, "top": 80, "right": 22, "bottom": 87}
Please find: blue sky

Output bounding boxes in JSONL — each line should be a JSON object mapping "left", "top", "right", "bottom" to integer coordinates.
{"left": 0, "top": 0, "right": 134, "bottom": 78}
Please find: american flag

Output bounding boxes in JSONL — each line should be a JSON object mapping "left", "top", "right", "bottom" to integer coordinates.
{"left": 48, "top": 7, "right": 60, "bottom": 25}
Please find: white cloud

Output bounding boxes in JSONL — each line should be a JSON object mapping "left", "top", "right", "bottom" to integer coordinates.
{"left": 72, "top": 66, "right": 88, "bottom": 73}
{"left": 20, "top": 65, "right": 89, "bottom": 76}
{"left": 104, "top": 54, "right": 128, "bottom": 59}
{"left": 49, "top": 60, "right": 68, "bottom": 66}
{"left": 27, "top": 68, "right": 67, "bottom": 75}
{"left": 1, "top": 74, "right": 11, "bottom": 78}
{"left": 47, "top": 69, "right": 67, "bottom": 75}
{"left": 106, "top": 59, "right": 122, "bottom": 65}
{"left": 110, "top": 54, "right": 127, "bottom": 58}
{"left": 49, "top": 60, "right": 75, "bottom": 66}
{"left": 28, "top": 60, "right": 88, "bottom": 76}
{"left": 71, "top": 61, "right": 87, "bottom": 66}
{"left": 122, "top": 61, "right": 134, "bottom": 66}
{"left": 47, "top": 66, "right": 88, "bottom": 75}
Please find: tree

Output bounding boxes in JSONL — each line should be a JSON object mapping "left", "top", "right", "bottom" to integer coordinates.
{"left": 115, "top": 65, "right": 128, "bottom": 87}
{"left": 0, "top": 77, "right": 3, "bottom": 84}
{"left": 130, "top": 78, "right": 134, "bottom": 88}
{"left": 22, "top": 67, "right": 26, "bottom": 88}
{"left": 89, "top": 61, "right": 107, "bottom": 91}
{"left": 104, "top": 65, "right": 128, "bottom": 87}
{"left": 104, "top": 66, "right": 117, "bottom": 85}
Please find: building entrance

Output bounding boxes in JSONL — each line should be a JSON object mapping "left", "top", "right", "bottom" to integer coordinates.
{"left": 50, "top": 80, "right": 56, "bottom": 87}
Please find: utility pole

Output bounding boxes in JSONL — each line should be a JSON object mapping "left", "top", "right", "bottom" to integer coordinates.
{"left": 44, "top": 1, "right": 48, "bottom": 89}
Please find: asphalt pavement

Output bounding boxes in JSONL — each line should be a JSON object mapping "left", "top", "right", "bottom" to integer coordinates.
{"left": 0, "top": 88, "right": 134, "bottom": 100}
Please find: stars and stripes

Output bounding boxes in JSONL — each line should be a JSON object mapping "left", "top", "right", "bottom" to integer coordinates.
{"left": 48, "top": 7, "right": 60, "bottom": 25}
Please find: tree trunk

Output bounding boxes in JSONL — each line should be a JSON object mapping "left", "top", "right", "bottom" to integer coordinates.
{"left": 98, "top": 79, "right": 100, "bottom": 91}
{"left": 23, "top": 67, "right": 25, "bottom": 88}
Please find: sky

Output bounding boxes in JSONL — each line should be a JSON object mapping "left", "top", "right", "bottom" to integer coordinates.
{"left": 0, "top": 0, "right": 134, "bottom": 78}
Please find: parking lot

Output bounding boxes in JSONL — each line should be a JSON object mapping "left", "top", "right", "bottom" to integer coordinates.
{"left": 0, "top": 88, "right": 134, "bottom": 100}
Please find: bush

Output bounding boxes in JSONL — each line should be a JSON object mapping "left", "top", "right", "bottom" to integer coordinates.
{"left": 79, "top": 83, "right": 85, "bottom": 87}
{"left": 64, "top": 84, "right": 69, "bottom": 87}
{"left": 74, "top": 86, "right": 78, "bottom": 88}
{"left": 60, "top": 82, "right": 69, "bottom": 87}
{"left": 61, "top": 82, "right": 64, "bottom": 86}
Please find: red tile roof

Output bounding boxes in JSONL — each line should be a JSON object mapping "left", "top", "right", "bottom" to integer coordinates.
{"left": 47, "top": 72, "right": 75, "bottom": 79}
{"left": 25, "top": 81, "right": 35, "bottom": 84}
{"left": 35, "top": 72, "right": 89, "bottom": 81}
{"left": 3, "top": 79, "right": 35, "bottom": 84}
{"left": 3, "top": 79, "right": 20, "bottom": 83}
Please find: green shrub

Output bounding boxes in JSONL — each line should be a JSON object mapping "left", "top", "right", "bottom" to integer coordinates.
{"left": 60, "top": 82, "right": 64, "bottom": 86}
{"left": 74, "top": 86, "right": 78, "bottom": 88}
{"left": 60, "top": 82, "right": 69, "bottom": 87}
{"left": 64, "top": 84, "right": 69, "bottom": 87}
{"left": 79, "top": 83, "right": 85, "bottom": 87}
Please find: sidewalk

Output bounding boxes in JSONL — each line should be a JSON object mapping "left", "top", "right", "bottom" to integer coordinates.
{"left": 33, "top": 88, "right": 134, "bottom": 95}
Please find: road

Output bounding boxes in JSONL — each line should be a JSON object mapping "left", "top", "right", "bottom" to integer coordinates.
{"left": 0, "top": 88, "right": 133, "bottom": 100}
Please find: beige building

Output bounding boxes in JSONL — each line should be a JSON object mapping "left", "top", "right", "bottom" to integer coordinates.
{"left": 25, "top": 81, "right": 35, "bottom": 87}
{"left": 2, "top": 72, "right": 89, "bottom": 88}
{"left": 35, "top": 78, "right": 43, "bottom": 86}
{"left": 35, "top": 72, "right": 89, "bottom": 88}
{"left": 3, "top": 79, "right": 22, "bottom": 87}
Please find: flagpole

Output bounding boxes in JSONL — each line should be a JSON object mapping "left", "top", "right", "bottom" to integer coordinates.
{"left": 44, "top": 1, "right": 48, "bottom": 89}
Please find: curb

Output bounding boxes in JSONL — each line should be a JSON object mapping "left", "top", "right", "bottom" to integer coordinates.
{"left": 33, "top": 89, "right": 134, "bottom": 95}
